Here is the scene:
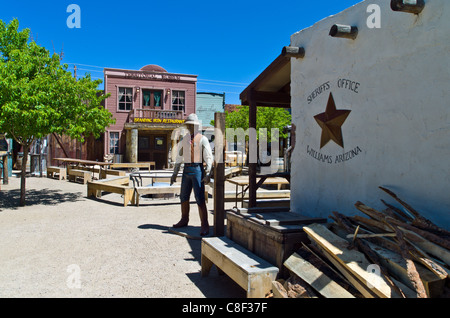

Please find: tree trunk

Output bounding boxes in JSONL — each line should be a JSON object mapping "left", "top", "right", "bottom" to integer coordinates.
{"left": 19, "top": 146, "right": 29, "bottom": 206}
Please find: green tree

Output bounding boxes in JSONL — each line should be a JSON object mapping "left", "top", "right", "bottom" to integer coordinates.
{"left": 0, "top": 19, "right": 115, "bottom": 206}
{"left": 219, "top": 105, "right": 291, "bottom": 140}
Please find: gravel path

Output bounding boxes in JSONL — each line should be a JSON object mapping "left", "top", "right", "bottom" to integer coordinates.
{"left": 0, "top": 173, "right": 245, "bottom": 298}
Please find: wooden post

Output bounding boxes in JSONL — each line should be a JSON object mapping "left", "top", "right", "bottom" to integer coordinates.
{"left": 2, "top": 155, "right": 8, "bottom": 185}
{"left": 248, "top": 90, "right": 257, "bottom": 209}
{"left": 282, "top": 46, "right": 305, "bottom": 59}
{"left": 329, "top": 24, "right": 358, "bottom": 40}
{"left": 391, "top": 0, "right": 425, "bottom": 14}
{"left": 213, "top": 112, "right": 226, "bottom": 237}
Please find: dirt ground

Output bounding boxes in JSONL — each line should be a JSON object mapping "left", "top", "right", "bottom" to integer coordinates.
{"left": 0, "top": 172, "right": 246, "bottom": 298}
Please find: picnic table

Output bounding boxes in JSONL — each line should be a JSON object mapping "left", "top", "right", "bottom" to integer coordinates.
{"left": 54, "top": 158, "right": 112, "bottom": 180}
{"left": 227, "top": 175, "right": 290, "bottom": 208}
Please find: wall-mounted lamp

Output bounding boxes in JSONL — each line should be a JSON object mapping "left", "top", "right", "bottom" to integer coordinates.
{"left": 282, "top": 46, "right": 305, "bottom": 59}
{"left": 135, "top": 87, "right": 140, "bottom": 93}
{"left": 166, "top": 88, "right": 171, "bottom": 95}
{"left": 391, "top": 0, "right": 425, "bottom": 14}
{"left": 329, "top": 24, "right": 358, "bottom": 40}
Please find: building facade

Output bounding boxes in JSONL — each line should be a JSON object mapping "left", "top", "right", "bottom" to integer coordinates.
{"left": 287, "top": 0, "right": 450, "bottom": 228}
{"left": 103, "top": 64, "right": 197, "bottom": 169}
{"left": 196, "top": 92, "right": 225, "bottom": 129}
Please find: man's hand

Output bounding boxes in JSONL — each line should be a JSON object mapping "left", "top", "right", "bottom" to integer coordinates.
{"left": 201, "top": 174, "right": 211, "bottom": 185}
{"left": 170, "top": 174, "right": 177, "bottom": 186}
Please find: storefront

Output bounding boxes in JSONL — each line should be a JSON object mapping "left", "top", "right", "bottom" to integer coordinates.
{"left": 103, "top": 64, "right": 197, "bottom": 169}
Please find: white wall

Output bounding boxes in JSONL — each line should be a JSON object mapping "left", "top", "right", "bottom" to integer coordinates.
{"left": 290, "top": 0, "right": 450, "bottom": 229}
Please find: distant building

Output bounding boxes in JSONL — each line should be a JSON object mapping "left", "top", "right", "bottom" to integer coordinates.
{"left": 103, "top": 64, "right": 197, "bottom": 169}
{"left": 196, "top": 92, "right": 225, "bottom": 128}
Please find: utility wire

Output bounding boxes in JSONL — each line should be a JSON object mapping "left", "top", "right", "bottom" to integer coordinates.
{"left": 66, "top": 62, "right": 249, "bottom": 87}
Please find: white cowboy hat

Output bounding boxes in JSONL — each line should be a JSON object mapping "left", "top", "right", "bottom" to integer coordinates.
{"left": 184, "top": 113, "right": 200, "bottom": 126}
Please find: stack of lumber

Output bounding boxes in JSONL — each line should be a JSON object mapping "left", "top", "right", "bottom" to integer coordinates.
{"left": 277, "top": 186, "right": 450, "bottom": 298}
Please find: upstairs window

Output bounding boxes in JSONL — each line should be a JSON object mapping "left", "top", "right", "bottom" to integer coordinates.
{"left": 118, "top": 87, "right": 133, "bottom": 111}
{"left": 172, "top": 90, "right": 185, "bottom": 112}
{"left": 143, "top": 90, "right": 162, "bottom": 108}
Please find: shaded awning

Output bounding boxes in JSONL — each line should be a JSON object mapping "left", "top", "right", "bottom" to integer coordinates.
{"left": 240, "top": 53, "right": 291, "bottom": 108}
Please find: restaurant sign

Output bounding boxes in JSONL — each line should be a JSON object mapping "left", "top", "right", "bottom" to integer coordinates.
{"left": 134, "top": 118, "right": 186, "bottom": 124}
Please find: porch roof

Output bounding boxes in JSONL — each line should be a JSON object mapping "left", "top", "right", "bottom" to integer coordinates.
{"left": 239, "top": 53, "right": 291, "bottom": 108}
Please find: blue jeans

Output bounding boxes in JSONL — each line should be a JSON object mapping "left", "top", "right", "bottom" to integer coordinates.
{"left": 180, "top": 164, "right": 205, "bottom": 205}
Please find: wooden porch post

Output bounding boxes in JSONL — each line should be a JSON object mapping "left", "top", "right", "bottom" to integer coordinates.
{"left": 213, "top": 112, "right": 226, "bottom": 236}
{"left": 248, "top": 89, "right": 257, "bottom": 208}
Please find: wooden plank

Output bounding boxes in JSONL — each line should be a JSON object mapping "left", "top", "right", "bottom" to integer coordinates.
{"left": 95, "top": 175, "right": 130, "bottom": 185}
{"left": 401, "top": 227, "right": 450, "bottom": 267}
{"left": 366, "top": 241, "right": 445, "bottom": 298}
{"left": 135, "top": 186, "right": 180, "bottom": 195}
{"left": 255, "top": 212, "right": 327, "bottom": 226}
{"left": 311, "top": 241, "right": 378, "bottom": 298}
{"left": 303, "top": 223, "right": 403, "bottom": 298}
{"left": 110, "top": 162, "right": 154, "bottom": 169}
{"left": 284, "top": 252, "right": 355, "bottom": 298}
{"left": 271, "top": 280, "right": 288, "bottom": 298}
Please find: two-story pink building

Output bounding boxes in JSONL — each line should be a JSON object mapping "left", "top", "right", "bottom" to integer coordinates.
{"left": 103, "top": 64, "right": 197, "bottom": 169}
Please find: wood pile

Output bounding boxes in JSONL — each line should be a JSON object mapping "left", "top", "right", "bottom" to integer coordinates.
{"left": 276, "top": 186, "right": 450, "bottom": 298}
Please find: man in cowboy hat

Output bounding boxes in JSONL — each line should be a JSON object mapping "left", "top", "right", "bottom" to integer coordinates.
{"left": 171, "top": 113, "right": 213, "bottom": 236}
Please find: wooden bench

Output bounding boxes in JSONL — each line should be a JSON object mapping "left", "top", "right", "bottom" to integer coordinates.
{"left": 100, "top": 168, "right": 126, "bottom": 179}
{"left": 46, "top": 166, "right": 67, "bottom": 180}
{"left": 87, "top": 176, "right": 135, "bottom": 207}
{"left": 68, "top": 169, "right": 92, "bottom": 184}
{"left": 67, "top": 165, "right": 125, "bottom": 180}
{"left": 201, "top": 236, "right": 279, "bottom": 298}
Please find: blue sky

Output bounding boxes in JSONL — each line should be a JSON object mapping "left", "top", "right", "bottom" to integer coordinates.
{"left": 1, "top": 0, "right": 363, "bottom": 105}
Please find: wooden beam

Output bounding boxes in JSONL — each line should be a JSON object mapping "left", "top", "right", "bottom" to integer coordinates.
{"left": 391, "top": 0, "right": 425, "bottom": 14}
{"left": 240, "top": 54, "right": 290, "bottom": 105}
{"left": 281, "top": 46, "right": 305, "bottom": 59}
{"left": 284, "top": 252, "right": 355, "bottom": 298}
{"left": 213, "top": 112, "right": 226, "bottom": 237}
{"left": 248, "top": 91, "right": 257, "bottom": 209}
{"left": 303, "top": 223, "right": 405, "bottom": 298}
{"left": 329, "top": 24, "right": 358, "bottom": 40}
{"left": 251, "top": 91, "right": 290, "bottom": 105}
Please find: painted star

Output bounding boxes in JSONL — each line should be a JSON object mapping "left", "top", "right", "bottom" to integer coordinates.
{"left": 314, "top": 93, "right": 351, "bottom": 148}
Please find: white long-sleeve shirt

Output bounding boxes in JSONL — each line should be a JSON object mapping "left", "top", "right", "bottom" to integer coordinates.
{"left": 173, "top": 132, "right": 213, "bottom": 175}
